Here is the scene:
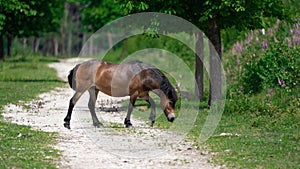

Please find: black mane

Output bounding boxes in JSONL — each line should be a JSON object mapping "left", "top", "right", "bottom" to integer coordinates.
{"left": 151, "top": 68, "right": 178, "bottom": 105}
{"left": 129, "top": 60, "right": 178, "bottom": 105}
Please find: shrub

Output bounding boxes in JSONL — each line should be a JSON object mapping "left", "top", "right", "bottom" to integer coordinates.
{"left": 226, "top": 19, "right": 300, "bottom": 94}
{"left": 241, "top": 42, "right": 300, "bottom": 93}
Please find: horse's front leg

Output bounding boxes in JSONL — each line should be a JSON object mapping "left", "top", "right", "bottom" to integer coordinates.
{"left": 124, "top": 95, "right": 137, "bottom": 128}
{"left": 141, "top": 94, "right": 156, "bottom": 127}
{"left": 147, "top": 97, "right": 156, "bottom": 127}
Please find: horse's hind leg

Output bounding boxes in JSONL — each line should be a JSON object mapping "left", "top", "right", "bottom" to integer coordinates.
{"left": 88, "top": 87, "right": 102, "bottom": 127}
{"left": 64, "top": 91, "right": 84, "bottom": 129}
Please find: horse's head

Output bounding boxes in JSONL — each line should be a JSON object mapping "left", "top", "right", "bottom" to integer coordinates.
{"left": 148, "top": 67, "right": 178, "bottom": 122}
{"left": 161, "top": 88, "right": 178, "bottom": 122}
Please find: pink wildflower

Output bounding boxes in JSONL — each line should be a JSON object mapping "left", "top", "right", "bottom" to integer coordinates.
{"left": 260, "top": 29, "right": 265, "bottom": 35}
{"left": 268, "top": 88, "right": 274, "bottom": 95}
{"left": 262, "top": 39, "right": 268, "bottom": 52}
{"left": 233, "top": 42, "right": 243, "bottom": 53}
{"left": 294, "top": 36, "right": 300, "bottom": 45}
{"left": 285, "top": 38, "right": 292, "bottom": 48}
{"left": 237, "top": 59, "right": 241, "bottom": 66}
{"left": 268, "top": 28, "right": 273, "bottom": 36}
{"left": 277, "top": 78, "right": 286, "bottom": 87}
{"left": 290, "top": 29, "right": 294, "bottom": 35}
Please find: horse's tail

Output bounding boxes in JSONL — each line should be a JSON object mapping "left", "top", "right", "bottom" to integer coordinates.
{"left": 68, "top": 64, "right": 80, "bottom": 90}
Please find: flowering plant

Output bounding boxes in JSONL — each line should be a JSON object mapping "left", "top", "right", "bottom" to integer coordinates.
{"left": 229, "top": 19, "right": 300, "bottom": 94}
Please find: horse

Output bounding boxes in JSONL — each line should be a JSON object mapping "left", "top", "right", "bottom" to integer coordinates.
{"left": 64, "top": 59, "right": 178, "bottom": 129}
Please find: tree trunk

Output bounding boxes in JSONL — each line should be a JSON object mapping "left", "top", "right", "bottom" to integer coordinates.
{"left": 0, "top": 35, "right": 4, "bottom": 61}
{"left": 23, "top": 38, "right": 27, "bottom": 49}
{"left": 207, "top": 17, "right": 222, "bottom": 106}
{"left": 195, "top": 31, "right": 204, "bottom": 100}
{"left": 75, "top": 9, "right": 81, "bottom": 55}
{"left": 61, "top": 27, "right": 66, "bottom": 56}
{"left": 7, "top": 34, "right": 13, "bottom": 57}
{"left": 61, "top": 2, "right": 69, "bottom": 57}
{"left": 54, "top": 37, "right": 59, "bottom": 56}
{"left": 34, "top": 38, "right": 40, "bottom": 52}
{"left": 67, "top": 28, "right": 72, "bottom": 56}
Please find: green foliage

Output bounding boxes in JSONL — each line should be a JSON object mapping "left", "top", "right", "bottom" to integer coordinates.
{"left": 226, "top": 19, "right": 300, "bottom": 94}
{"left": 0, "top": 0, "right": 64, "bottom": 36}
{"left": 80, "top": 0, "right": 123, "bottom": 32}
{"left": 215, "top": 16, "right": 300, "bottom": 168}
{"left": 242, "top": 43, "right": 300, "bottom": 93}
{"left": 9, "top": 39, "right": 39, "bottom": 57}
{"left": 118, "top": 0, "right": 290, "bottom": 33}
{"left": 0, "top": 0, "right": 35, "bottom": 32}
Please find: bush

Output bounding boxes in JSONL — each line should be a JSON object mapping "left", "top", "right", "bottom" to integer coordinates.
{"left": 225, "top": 19, "right": 300, "bottom": 94}
{"left": 241, "top": 42, "right": 300, "bottom": 93}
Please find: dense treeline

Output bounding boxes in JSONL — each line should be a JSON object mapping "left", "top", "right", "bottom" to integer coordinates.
{"left": 1, "top": 0, "right": 298, "bottom": 59}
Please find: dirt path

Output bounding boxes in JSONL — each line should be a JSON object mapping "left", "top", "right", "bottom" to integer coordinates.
{"left": 3, "top": 59, "right": 223, "bottom": 169}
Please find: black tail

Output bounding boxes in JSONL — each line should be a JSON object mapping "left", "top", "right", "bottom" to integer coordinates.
{"left": 68, "top": 68, "right": 74, "bottom": 89}
{"left": 68, "top": 64, "right": 80, "bottom": 89}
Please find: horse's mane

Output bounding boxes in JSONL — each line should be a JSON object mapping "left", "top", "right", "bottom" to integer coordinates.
{"left": 128, "top": 60, "right": 178, "bottom": 104}
{"left": 151, "top": 68, "right": 178, "bottom": 105}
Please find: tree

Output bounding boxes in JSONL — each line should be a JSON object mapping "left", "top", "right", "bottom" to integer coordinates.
{"left": 0, "top": 0, "right": 64, "bottom": 60}
{"left": 117, "top": 0, "right": 290, "bottom": 105}
{"left": 80, "top": 0, "right": 123, "bottom": 32}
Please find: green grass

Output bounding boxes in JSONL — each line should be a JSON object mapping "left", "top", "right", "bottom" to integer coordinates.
{"left": 203, "top": 112, "right": 299, "bottom": 168}
{"left": 0, "top": 56, "right": 65, "bottom": 168}
{"left": 0, "top": 122, "right": 59, "bottom": 168}
{"left": 188, "top": 89, "right": 300, "bottom": 169}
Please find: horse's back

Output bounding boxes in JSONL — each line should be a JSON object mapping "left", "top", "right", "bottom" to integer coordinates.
{"left": 94, "top": 60, "right": 140, "bottom": 97}
{"left": 74, "top": 59, "right": 160, "bottom": 97}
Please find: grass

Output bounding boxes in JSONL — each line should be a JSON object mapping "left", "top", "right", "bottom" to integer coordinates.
{"left": 0, "top": 56, "right": 65, "bottom": 168}
{"left": 187, "top": 89, "right": 300, "bottom": 169}
{"left": 203, "top": 112, "right": 299, "bottom": 168}
{"left": 0, "top": 122, "right": 59, "bottom": 168}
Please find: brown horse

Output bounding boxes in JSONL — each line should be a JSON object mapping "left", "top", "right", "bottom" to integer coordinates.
{"left": 64, "top": 60, "right": 178, "bottom": 129}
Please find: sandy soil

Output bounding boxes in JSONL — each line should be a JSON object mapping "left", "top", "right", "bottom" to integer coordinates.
{"left": 3, "top": 58, "right": 225, "bottom": 169}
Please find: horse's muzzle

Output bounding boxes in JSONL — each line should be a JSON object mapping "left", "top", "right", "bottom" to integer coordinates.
{"left": 167, "top": 113, "right": 175, "bottom": 122}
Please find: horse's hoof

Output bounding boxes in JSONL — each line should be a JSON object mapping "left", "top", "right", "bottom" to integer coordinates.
{"left": 150, "top": 121, "right": 155, "bottom": 127}
{"left": 64, "top": 123, "right": 71, "bottom": 129}
{"left": 93, "top": 122, "right": 103, "bottom": 128}
{"left": 125, "top": 123, "right": 133, "bottom": 128}
{"left": 124, "top": 118, "right": 133, "bottom": 128}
